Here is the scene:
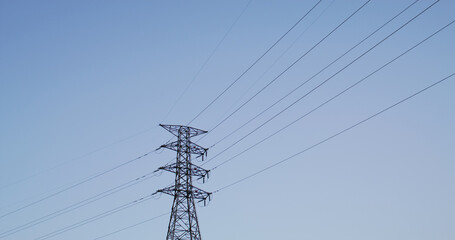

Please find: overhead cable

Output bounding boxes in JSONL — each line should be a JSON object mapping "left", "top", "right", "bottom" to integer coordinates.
{"left": 34, "top": 193, "right": 156, "bottom": 240}
{"left": 203, "top": 0, "right": 440, "bottom": 165}
{"left": 200, "top": 0, "right": 337, "bottom": 137}
{"left": 162, "top": 0, "right": 253, "bottom": 122}
{"left": 0, "top": 126, "right": 158, "bottom": 191}
{"left": 187, "top": 0, "right": 324, "bottom": 125}
{"left": 0, "top": 171, "right": 159, "bottom": 239}
{"left": 200, "top": 0, "right": 372, "bottom": 138}
{"left": 214, "top": 72, "right": 455, "bottom": 193}
{"left": 91, "top": 212, "right": 169, "bottom": 240}
{"left": 0, "top": 150, "right": 156, "bottom": 220}
{"left": 210, "top": 18, "right": 455, "bottom": 170}
{"left": 209, "top": 0, "right": 420, "bottom": 147}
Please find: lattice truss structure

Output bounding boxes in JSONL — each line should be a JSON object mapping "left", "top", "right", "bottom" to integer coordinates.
{"left": 154, "top": 124, "right": 211, "bottom": 240}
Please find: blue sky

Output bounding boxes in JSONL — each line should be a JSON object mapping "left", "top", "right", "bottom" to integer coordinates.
{"left": 1, "top": 0, "right": 454, "bottom": 239}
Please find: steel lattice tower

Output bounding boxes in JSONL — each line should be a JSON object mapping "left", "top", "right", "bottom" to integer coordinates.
{"left": 154, "top": 124, "right": 211, "bottom": 240}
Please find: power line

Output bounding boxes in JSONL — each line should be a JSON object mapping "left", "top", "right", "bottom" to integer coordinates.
{"left": 186, "top": 0, "right": 324, "bottom": 125}
{"left": 201, "top": 0, "right": 372, "bottom": 139}
{"left": 34, "top": 193, "right": 156, "bottom": 240}
{"left": 38, "top": 70, "right": 453, "bottom": 240}
{"left": 196, "top": 0, "right": 336, "bottom": 144}
{"left": 11, "top": 0, "right": 251, "bottom": 190}
{"left": 208, "top": 0, "right": 420, "bottom": 147}
{"left": 91, "top": 212, "right": 170, "bottom": 240}
{"left": 0, "top": 150, "right": 157, "bottom": 220}
{"left": 203, "top": 0, "right": 440, "bottom": 165}
{"left": 214, "top": 72, "right": 455, "bottom": 193}
{"left": 1, "top": 1, "right": 250, "bottom": 193}
{"left": 1, "top": 175, "right": 91, "bottom": 212}
{"left": 0, "top": 126, "right": 158, "bottom": 191}
{"left": 209, "top": 18, "right": 455, "bottom": 171}
{"left": 0, "top": 171, "right": 159, "bottom": 239}
{"left": 162, "top": 0, "right": 253, "bottom": 122}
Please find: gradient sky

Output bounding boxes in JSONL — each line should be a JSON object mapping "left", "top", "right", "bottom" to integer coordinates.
{"left": 1, "top": 0, "right": 454, "bottom": 240}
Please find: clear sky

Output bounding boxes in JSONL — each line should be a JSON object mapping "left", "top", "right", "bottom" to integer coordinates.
{"left": 1, "top": 0, "right": 454, "bottom": 239}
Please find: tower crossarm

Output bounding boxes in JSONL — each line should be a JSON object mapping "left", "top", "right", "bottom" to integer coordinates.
{"left": 157, "top": 162, "right": 210, "bottom": 181}
{"left": 155, "top": 185, "right": 212, "bottom": 202}
{"left": 159, "top": 141, "right": 208, "bottom": 158}
{"left": 159, "top": 124, "right": 208, "bottom": 138}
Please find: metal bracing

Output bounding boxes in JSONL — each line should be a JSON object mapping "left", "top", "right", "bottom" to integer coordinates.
{"left": 159, "top": 124, "right": 208, "bottom": 138}
{"left": 154, "top": 125, "right": 211, "bottom": 240}
{"left": 159, "top": 141, "right": 208, "bottom": 159}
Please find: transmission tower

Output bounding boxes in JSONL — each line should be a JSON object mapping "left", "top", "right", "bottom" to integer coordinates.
{"left": 154, "top": 124, "right": 211, "bottom": 240}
